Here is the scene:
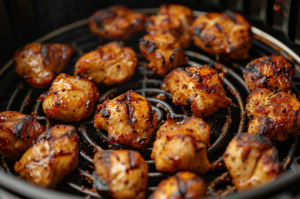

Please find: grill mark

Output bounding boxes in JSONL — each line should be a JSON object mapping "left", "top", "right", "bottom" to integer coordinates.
{"left": 130, "top": 18, "right": 142, "bottom": 27}
{"left": 14, "top": 116, "right": 32, "bottom": 139}
{"left": 120, "top": 92, "right": 137, "bottom": 131}
{"left": 243, "top": 64, "right": 262, "bottom": 78}
{"left": 225, "top": 10, "right": 237, "bottom": 23}
{"left": 93, "top": 171, "right": 110, "bottom": 196}
{"left": 194, "top": 26, "right": 201, "bottom": 36}
{"left": 214, "top": 23, "right": 224, "bottom": 33}
{"left": 141, "top": 42, "right": 156, "bottom": 54}
{"left": 173, "top": 47, "right": 181, "bottom": 52}
{"left": 93, "top": 9, "right": 115, "bottom": 30}
{"left": 101, "top": 105, "right": 110, "bottom": 118}
{"left": 169, "top": 53, "right": 175, "bottom": 63}
{"left": 139, "top": 38, "right": 149, "bottom": 45}
{"left": 147, "top": 100, "right": 153, "bottom": 123}
{"left": 175, "top": 175, "right": 187, "bottom": 197}
{"left": 128, "top": 150, "right": 137, "bottom": 169}
{"left": 41, "top": 44, "right": 48, "bottom": 57}
{"left": 161, "top": 53, "right": 165, "bottom": 68}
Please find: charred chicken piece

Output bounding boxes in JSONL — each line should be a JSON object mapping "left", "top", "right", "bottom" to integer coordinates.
{"left": 42, "top": 73, "right": 100, "bottom": 122}
{"left": 151, "top": 117, "right": 211, "bottom": 174}
{"left": 191, "top": 11, "right": 253, "bottom": 59}
{"left": 224, "top": 133, "right": 281, "bottom": 191}
{"left": 0, "top": 111, "right": 45, "bottom": 161}
{"left": 150, "top": 171, "right": 207, "bottom": 199}
{"left": 246, "top": 88, "right": 300, "bottom": 141}
{"left": 74, "top": 42, "right": 138, "bottom": 85}
{"left": 94, "top": 91, "right": 158, "bottom": 148}
{"left": 89, "top": 6, "right": 145, "bottom": 41}
{"left": 93, "top": 150, "right": 148, "bottom": 199}
{"left": 14, "top": 43, "right": 73, "bottom": 88}
{"left": 145, "top": 4, "right": 193, "bottom": 48}
{"left": 243, "top": 54, "right": 294, "bottom": 92}
{"left": 14, "top": 125, "right": 79, "bottom": 189}
{"left": 139, "top": 31, "right": 188, "bottom": 76}
{"left": 162, "top": 66, "right": 234, "bottom": 117}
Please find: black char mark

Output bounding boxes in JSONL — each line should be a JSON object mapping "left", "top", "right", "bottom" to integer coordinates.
{"left": 93, "top": 9, "right": 115, "bottom": 30}
{"left": 175, "top": 175, "right": 187, "bottom": 197}
{"left": 93, "top": 171, "right": 111, "bottom": 197}
{"left": 169, "top": 53, "right": 175, "bottom": 63}
{"left": 130, "top": 18, "right": 141, "bottom": 27}
{"left": 128, "top": 150, "right": 137, "bottom": 169}
{"left": 243, "top": 64, "right": 262, "bottom": 78}
{"left": 225, "top": 10, "right": 237, "bottom": 23}
{"left": 101, "top": 105, "right": 110, "bottom": 118}
{"left": 14, "top": 116, "right": 32, "bottom": 139}
{"left": 120, "top": 92, "right": 138, "bottom": 130}
{"left": 214, "top": 23, "right": 224, "bottom": 33}
{"left": 194, "top": 26, "right": 201, "bottom": 36}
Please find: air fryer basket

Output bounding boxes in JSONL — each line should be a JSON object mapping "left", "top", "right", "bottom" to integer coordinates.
{"left": 1, "top": 9, "right": 300, "bottom": 199}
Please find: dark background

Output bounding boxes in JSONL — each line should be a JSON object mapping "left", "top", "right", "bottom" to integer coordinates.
{"left": 1, "top": 0, "right": 300, "bottom": 67}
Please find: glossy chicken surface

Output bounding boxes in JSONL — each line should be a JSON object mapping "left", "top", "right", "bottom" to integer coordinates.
{"left": 94, "top": 91, "right": 158, "bottom": 148}
{"left": 74, "top": 42, "right": 138, "bottom": 85}
{"left": 14, "top": 43, "right": 73, "bottom": 88}
{"left": 246, "top": 88, "right": 300, "bottom": 141}
{"left": 191, "top": 11, "right": 253, "bottom": 59}
{"left": 139, "top": 31, "right": 188, "bottom": 76}
{"left": 224, "top": 133, "right": 281, "bottom": 191}
{"left": 0, "top": 111, "right": 45, "bottom": 161}
{"left": 93, "top": 150, "right": 148, "bottom": 199}
{"left": 162, "top": 66, "right": 234, "bottom": 117}
{"left": 151, "top": 117, "right": 211, "bottom": 174}
{"left": 89, "top": 6, "right": 145, "bottom": 41}
{"left": 145, "top": 4, "right": 193, "bottom": 48}
{"left": 150, "top": 171, "right": 207, "bottom": 199}
{"left": 14, "top": 125, "right": 79, "bottom": 189}
{"left": 243, "top": 54, "right": 294, "bottom": 92}
{"left": 42, "top": 73, "right": 100, "bottom": 122}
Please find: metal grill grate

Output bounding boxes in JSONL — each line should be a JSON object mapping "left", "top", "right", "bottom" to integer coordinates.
{"left": 0, "top": 9, "right": 300, "bottom": 198}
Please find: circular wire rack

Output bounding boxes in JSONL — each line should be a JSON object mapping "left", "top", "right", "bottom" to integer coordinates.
{"left": 1, "top": 8, "right": 300, "bottom": 199}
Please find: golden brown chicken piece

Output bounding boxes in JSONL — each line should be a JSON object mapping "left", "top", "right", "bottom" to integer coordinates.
{"left": 145, "top": 4, "right": 193, "bottom": 48}
{"left": 0, "top": 111, "right": 45, "bottom": 161}
{"left": 14, "top": 43, "right": 73, "bottom": 88}
{"left": 94, "top": 91, "right": 158, "bottom": 148}
{"left": 139, "top": 31, "right": 188, "bottom": 76}
{"left": 191, "top": 11, "right": 253, "bottom": 59}
{"left": 14, "top": 125, "right": 79, "bottom": 189}
{"left": 74, "top": 42, "right": 138, "bottom": 86}
{"left": 224, "top": 133, "right": 281, "bottom": 191}
{"left": 93, "top": 150, "right": 148, "bottom": 199}
{"left": 246, "top": 88, "right": 300, "bottom": 141}
{"left": 151, "top": 117, "right": 211, "bottom": 174}
{"left": 42, "top": 73, "right": 100, "bottom": 122}
{"left": 162, "top": 66, "right": 234, "bottom": 117}
{"left": 150, "top": 171, "right": 207, "bottom": 199}
{"left": 243, "top": 54, "right": 294, "bottom": 92}
{"left": 89, "top": 6, "right": 145, "bottom": 41}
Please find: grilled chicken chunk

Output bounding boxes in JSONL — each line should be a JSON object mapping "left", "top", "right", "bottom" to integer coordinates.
{"left": 246, "top": 88, "right": 300, "bottom": 141}
{"left": 89, "top": 6, "right": 145, "bottom": 41}
{"left": 0, "top": 111, "right": 45, "bottom": 161}
{"left": 93, "top": 150, "right": 148, "bottom": 199}
{"left": 151, "top": 117, "right": 211, "bottom": 174}
{"left": 42, "top": 73, "right": 100, "bottom": 122}
{"left": 139, "top": 31, "right": 188, "bottom": 76}
{"left": 243, "top": 54, "right": 294, "bottom": 92}
{"left": 14, "top": 43, "right": 73, "bottom": 88}
{"left": 224, "top": 133, "right": 281, "bottom": 191}
{"left": 94, "top": 91, "right": 158, "bottom": 148}
{"left": 74, "top": 42, "right": 138, "bottom": 86}
{"left": 191, "top": 11, "right": 253, "bottom": 59}
{"left": 145, "top": 4, "right": 193, "bottom": 48}
{"left": 150, "top": 171, "right": 207, "bottom": 199}
{"left": 162, "top": 66, "right": 233, "bottom": 117}
{"left": 14, "top": 125, "right": 79, "bottom": 189}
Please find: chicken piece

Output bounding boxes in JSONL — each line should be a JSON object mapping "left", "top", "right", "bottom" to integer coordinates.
{"left": 246, "top": 88, "right": 300, "bottom": 141}
{"left": 14, "top": 125, "right": 79, "bottom": 189}
{"left": 93, "top": 150, "right": 148, "bottom": 199}
{"left": 0, "top": 111, "right": 45, "bottom": 161}
{"left": 145, "top": 4, "right": 193, "bottom": 48}
{"left": 94, "top": 91, "right": 158, "bottom": 148}
{"left": 139, "top": 31, "right": 188, "bottom": 76}
{"left": 42, "top": 73, "right": 100, "bottom": 122}
{"left": 224, "top": 133, "right": 281, "bottom": 191}
{"left": 74, "top": 42, "right": 138, "bottom": 86}
{"left": 89, "top": 6, "right": 145, "bottom": 41}
{"left": 162, "top": 66, "right": 234, "bottom": 117}
{"left": 14, "top": 43, "right": 73, "bottom": 88}
{"left": 151, "top": 117, "right": 211, "bottom": 174}
{"left": 191, "top": 11, "right": 253, "bottom": 59}
{"left": 150, "top": 171, "right": 207, "bottom": 199}
{"left": 243, "top": 54, "right": 294, "bottom": 92}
